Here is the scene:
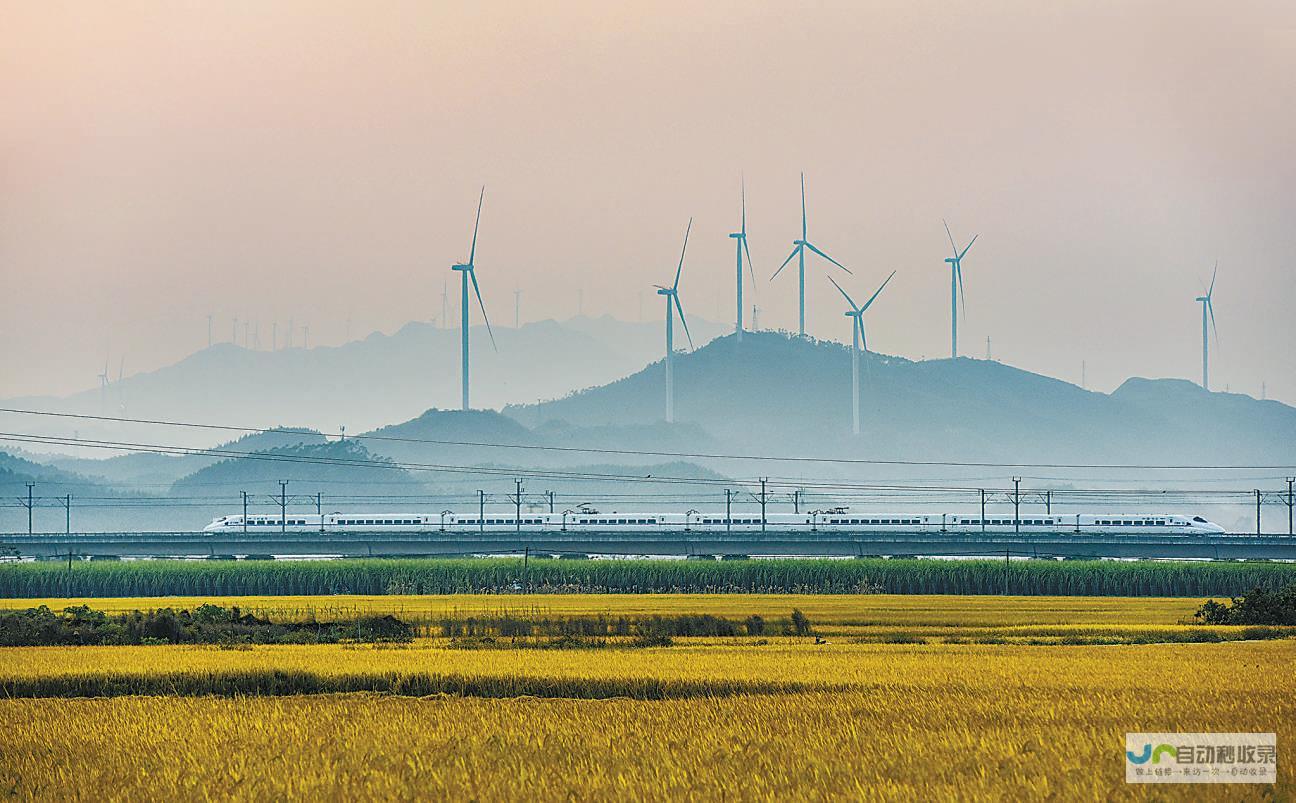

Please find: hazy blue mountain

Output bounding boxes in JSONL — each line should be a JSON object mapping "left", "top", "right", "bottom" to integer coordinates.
{"left": 505, "top": 331, "right": 1293, "bottom": 468}
{"left": 0, "top": 451, "right": 111, "bottom": 497}
{"left": 0, "top": 315, "right": 729, "bottom": 452}
{"left": 171, "top": 440, "right": 425, "bottom": 499}
{"left": 44, "top": 428, "right": 327, "bottom": 490}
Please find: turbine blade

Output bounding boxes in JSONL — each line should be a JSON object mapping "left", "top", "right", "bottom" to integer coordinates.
{"left": 674, "top": 293, "right": 694, "bottom": 350}
{"left": 804, "top": 241, "right": 852, "bottom": 273}
{"left": 1208, "top": 299, "right": 1218, "bottom": 343}
{"left": 740, "top": 178, "right": 746, "bottom": 236}
{"left": 858, "top": 316, "right": 868, "bottom": 352}
{"left": 958, "top": 233, "right": 978, "bottom": 260}
{"left": 859, "top": 270, "right": 896, "bottom": 313}
{"left": 800, "top": 172, "right": 807, "bottom": 240}
{"left": 771, "top": 244, "right": 801, "bottom": 280}
{"left": 827, "top": 275, "right": 858, "bottom": 310}
{"left": 1208, "top": 260, "right": 1217, "bottom": 298}
{"left": 469, "top": 186, "right": 484, "bottom": 266}
{"left": 469, "top": 268, "right": 496, "bottom": 351}
{"left": 743, "top": 236, "right": 758, "bottom": 291}
{"left": 674, "top": 218, "right": 692, "bottom": 290}
{"left": 943, "top": 219, "right": 958, "bottom": 256}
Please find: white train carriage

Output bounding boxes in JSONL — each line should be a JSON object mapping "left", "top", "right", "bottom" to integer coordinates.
{"left": 204, "top": 511, "right": 1227, "bottom": 535}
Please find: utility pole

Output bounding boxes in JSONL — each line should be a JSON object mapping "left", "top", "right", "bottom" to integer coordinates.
{"left": 478, "top": 490, "right": 485, "bottom": 533}
{"left": 1287, "top": 477, "right": 1294, "bottom": 536}
{"left": 242, "top": 491, "right": 248, "bottom": 533}
{"left": 63, "top": 494, "right": 71, "bottom": 534}
{"left": 514, "top": 478, "right": 523, "bottom": 533}
{"left": 279, "top": 480, "right": 288, "bottom": 533}
{"left": 24, "top": 483, "right": 34, "bottom": 534}
{"left": 725, "top": 489, "right": 732, "bottom": 533}
{"left": 986, "top": 336, "right": 991, "bottom": 360}
{"left": 980, "top": 489, "right": 986, "bottom": 533}
{"left": 793, "top": 490, "right": 800, "bottom": 515}
{"left": 1255, "top": 489, "right": 1261, "bottom": 536}
{"left": 1045, "top": 490, "right": 1052, "bottom": 515}
{"left": 317, "top": 492, "right": 323, "bottom": 534}
{"left": 759, "top": 478, "right": 768, "bottom": 532}
{"left": 1013, "top": 477, "right": 1021, "bottom": 535}
{"left": 546, "top": 491, "right": 554, "bottom": 514}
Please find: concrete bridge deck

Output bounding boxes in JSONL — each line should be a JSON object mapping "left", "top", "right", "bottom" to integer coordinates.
{"left": 3, "top": 530, "right": 1294, "bottom": 560}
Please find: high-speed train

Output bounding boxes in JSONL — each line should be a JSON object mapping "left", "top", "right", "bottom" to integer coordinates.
{"left": 204, "top": 511, "right": 1228, "bottom": 535}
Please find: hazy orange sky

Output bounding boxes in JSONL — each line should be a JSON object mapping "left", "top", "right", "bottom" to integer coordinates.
{"left": 2, "top": 1, "right": 1293, "bottom": 402}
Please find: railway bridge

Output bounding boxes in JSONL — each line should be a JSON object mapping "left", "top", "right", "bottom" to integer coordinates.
{"left": 3, "top": 530, "right": 1295, "bottom": 560}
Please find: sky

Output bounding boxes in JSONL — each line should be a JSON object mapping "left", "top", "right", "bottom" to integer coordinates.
{"left": 2, "top": 0, "right": 1293, "bottom": 403}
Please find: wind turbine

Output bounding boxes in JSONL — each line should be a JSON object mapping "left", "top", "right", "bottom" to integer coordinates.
{"left": 656, "top": 219, "right": 695, "bottom": 424}
{"left": 97, "top": 359, "right": 110, "bottom": 414}
{"left": 728, "top": 180, "right": 757, "bottom": 342}
{"left": 828, "top": 271, "right": 895, "bottom": 436}
{"left": 1196, "top": 262, "right": 1219, "bottom": 390}
{"left": 772, "top": 173, "right": 851, "bottom": 336}
{"left": 941, "top": 220, "right": 977, "bottom": 358}
{"left": 451, "top": 187, "right": 496, "bottom": 411}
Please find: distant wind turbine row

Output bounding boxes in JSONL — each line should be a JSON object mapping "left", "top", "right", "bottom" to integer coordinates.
{"left": 438, "top": 176, "right": 1224, "bottom": 428}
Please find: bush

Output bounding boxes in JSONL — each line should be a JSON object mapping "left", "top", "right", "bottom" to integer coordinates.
{"left": 791, "top": 609, "right": 812, "bottom": 637}
{"left": 1194, "top": 584, "right": 1296, "bottom": 625}
{"left": 0, "top": 605, "right": 413, "bottom": 647}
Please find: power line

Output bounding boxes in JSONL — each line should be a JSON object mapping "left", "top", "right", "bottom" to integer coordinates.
{"left": 1, "top": 432, "right": 1290, "bottom": 507}
{"left": 2, "top": 406, "right": 1292, "bottom": 471}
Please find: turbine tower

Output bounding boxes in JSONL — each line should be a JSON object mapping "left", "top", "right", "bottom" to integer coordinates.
{"left": 728, "top": 180, "right": 757, "bottom": 342}
{"left": 772, "top": 173, "right": 850, "bottom": 336}
{"left": 941, "top": 220, "right": 977, "bottom": 358}
{"left": 97, "top": 358, "right": 110, "bottom": 414}
{"left": 656, "top": 219, "right": 695, "bottom": 423}
{"left": 828, "top": 272, "right": 895, "bottom": 436}
{"left": 451, "top": 187, "right": 496, "bottom": 411}
{"left": 1196, "top": 262, "right": 1219, "bottom": 390}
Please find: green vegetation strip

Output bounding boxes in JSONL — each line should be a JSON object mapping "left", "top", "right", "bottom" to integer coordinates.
{"left": 3, "top": 558, "right": 1295, "bottom": 598}
{"left": 0, "top": 671, "right": 824, "bottom": 700}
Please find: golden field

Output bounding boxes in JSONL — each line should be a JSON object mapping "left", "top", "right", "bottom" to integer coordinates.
{"left": 1, "top": 640, "right": 1292, "bottom": 800}
{"left": 0, "top": 594, "right": 1290, "bottom": 799}
{"left": 0, "top": 592, "right": 1205, "bottom": 628}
